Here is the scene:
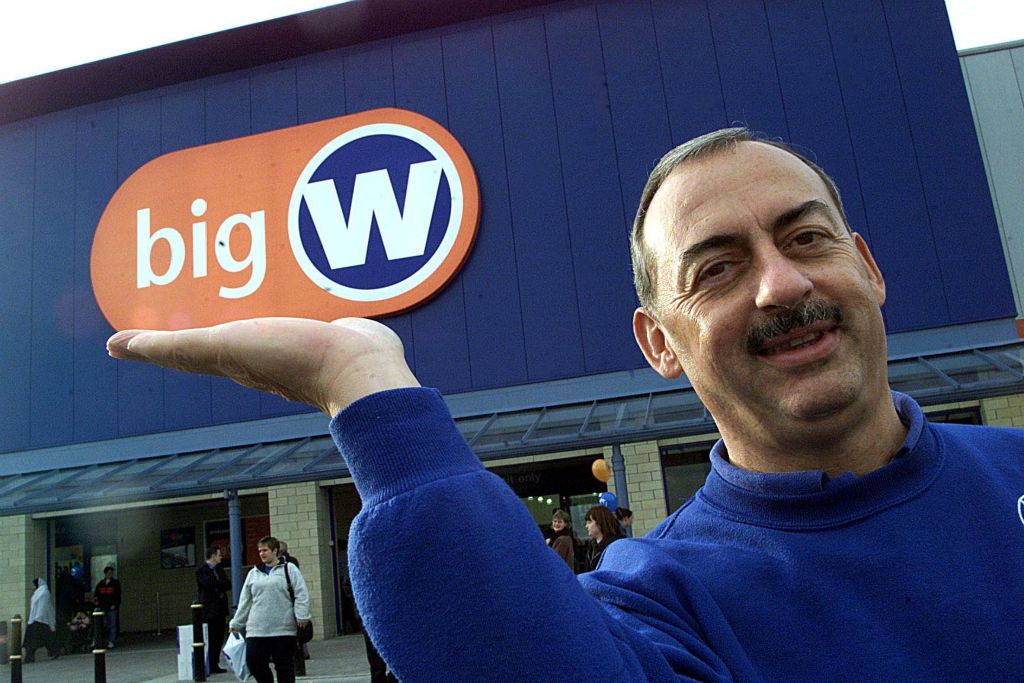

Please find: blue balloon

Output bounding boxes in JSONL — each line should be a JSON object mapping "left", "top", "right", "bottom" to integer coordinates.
{"left": 599, "top": 492, "right": 618, "bottom": 512}
{"left": 69, "top": 562, "right": 84, "bottom": 580}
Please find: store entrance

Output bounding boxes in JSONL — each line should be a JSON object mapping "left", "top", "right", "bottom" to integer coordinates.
{"left": 491, "top": 455, "right": 606, "bottom": 570}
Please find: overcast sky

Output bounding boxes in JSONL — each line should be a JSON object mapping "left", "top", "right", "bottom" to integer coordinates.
{"left": 1, "top": 0, "right": 1021, "bottom": 86}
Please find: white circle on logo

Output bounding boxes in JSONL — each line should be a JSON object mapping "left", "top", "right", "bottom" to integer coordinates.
{"left": 287, "top": 123, "right": 464, "bottom": 301}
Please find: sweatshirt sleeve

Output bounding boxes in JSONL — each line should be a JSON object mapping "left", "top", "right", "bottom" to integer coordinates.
{"left": 330, "top": 387, "right": 742, "bottom": 682}
{"left": 229, "top": 570, "right": 254, "bottom": 631}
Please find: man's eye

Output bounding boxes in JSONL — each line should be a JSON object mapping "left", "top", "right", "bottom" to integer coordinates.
{"left": 698, "top": 262, "right": 729, "bottom": 282}
{"left": 788, "top": 230, "right": 825, "bottom": 249}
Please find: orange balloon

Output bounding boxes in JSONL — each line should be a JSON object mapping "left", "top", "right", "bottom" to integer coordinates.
{"left": 592, "top": 458, "right": 611, "bottom": 483}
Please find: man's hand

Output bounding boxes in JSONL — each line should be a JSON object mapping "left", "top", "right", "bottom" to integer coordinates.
{"left": 107, "top": 317, "right": 420, "bottom": 416}
{"left": 297, "top": 619, "right": 310, "bottom": 627}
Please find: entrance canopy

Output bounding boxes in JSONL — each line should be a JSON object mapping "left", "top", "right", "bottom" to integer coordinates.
{"left": 4, "top": 341, "right": 1023, "bottom": 516}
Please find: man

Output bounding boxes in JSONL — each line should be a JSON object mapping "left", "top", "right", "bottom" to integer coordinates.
{"left": 278, "top": 541, "right": 300, "bottom": 568}
{"left": 107, "top": 128, "right": 1024, "bottom": 680}
{"left": 614, "top": 507, "right": 633, "bottom": 537}
{"left": 196, "top": 546, "right": 231, "bottom": 674}
{"left": 93, "top": 567, "right": 121, "bottom": 649}
{"left": 276, "top": 540, "right": 309, "bottom": 672}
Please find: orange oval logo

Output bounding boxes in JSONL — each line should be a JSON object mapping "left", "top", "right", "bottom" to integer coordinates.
{"left": 91, "top": 108, "right": 480, "bottom": 330}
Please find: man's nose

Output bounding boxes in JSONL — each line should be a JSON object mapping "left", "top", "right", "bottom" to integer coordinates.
{"left": 754, "top": 251, "right": 813, "bottom": 309}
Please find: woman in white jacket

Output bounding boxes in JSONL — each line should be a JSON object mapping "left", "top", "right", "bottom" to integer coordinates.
{"left": 230, "top": 536, "right": 310, "bottom": 683}
{"left": 23, "top": 578, "right": 58, "bottom": 662}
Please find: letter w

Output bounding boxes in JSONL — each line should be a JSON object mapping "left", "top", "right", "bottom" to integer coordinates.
{"left": 302, "top": 161, "right": 443, "bottom": 269}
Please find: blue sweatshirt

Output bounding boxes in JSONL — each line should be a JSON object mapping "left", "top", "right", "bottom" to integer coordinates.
{"left": 331, "top": 389, "right": 1024, "bottom": 681}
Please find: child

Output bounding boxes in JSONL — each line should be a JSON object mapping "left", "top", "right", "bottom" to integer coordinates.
{"left": 68, "top": 605, "right": 91, "bottom": 654}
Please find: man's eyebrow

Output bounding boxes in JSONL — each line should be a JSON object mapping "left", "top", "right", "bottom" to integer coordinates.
{"left": 769, "top": 199, "right": 835, "bottom": 233}
{"left": 677, "top": 232, "right": 745, "bottom": 284}
{"left": 680, "top": 233, "right": 744, "bottom": 267}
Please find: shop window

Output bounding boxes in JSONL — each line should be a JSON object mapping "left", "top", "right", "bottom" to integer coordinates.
{"left": 491, "top": 456, "right": 606, "bottom": 542}
{"left": 925, "top": 406, "right": 982, "bottom": 425}
{"left": 661, "top": 443, "right": 715, "bottom": 514}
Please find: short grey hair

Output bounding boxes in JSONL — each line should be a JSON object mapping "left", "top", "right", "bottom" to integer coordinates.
{"left": 630, "top": 127, "right": 850, "bottom": 313}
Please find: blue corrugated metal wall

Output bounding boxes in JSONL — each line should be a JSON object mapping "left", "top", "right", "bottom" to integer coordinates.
{"left": 0, "top": 0, "right": 1012, "bottom": 451}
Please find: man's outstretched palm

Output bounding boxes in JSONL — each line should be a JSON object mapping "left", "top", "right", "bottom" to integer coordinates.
{"left": 107, "top": 317, "right": 419, "bottom": 416}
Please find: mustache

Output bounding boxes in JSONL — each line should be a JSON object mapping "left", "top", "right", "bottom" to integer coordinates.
{"left": 744, "top": 299, "right": 843, "bottom": 354}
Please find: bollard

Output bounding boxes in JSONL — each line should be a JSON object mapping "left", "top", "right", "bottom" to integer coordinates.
{"left": 190, "top": 603, "right": 206, "bottom": 682}
{"left": 10, "top": 615, "right": 22, "bottom": 683}
{"left": 0, "top": 620, "right": 8, "bottom": 665}
{"left": 92, "top": 610, "right": 106, "bottom": 683}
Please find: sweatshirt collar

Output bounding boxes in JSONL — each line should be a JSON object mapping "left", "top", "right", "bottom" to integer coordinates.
{"left": 698, "top": 392, "right": 939, "bottom": 529}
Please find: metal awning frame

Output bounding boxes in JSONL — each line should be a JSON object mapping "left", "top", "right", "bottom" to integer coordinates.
{"left": 3, "top": 340, "right": 1023, "bottom": 517}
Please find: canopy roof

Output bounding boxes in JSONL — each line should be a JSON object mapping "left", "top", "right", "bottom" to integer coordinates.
{"left": 5, "top": 341, "right": 1023, "bottom": 516}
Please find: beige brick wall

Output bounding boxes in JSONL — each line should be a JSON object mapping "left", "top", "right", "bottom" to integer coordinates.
{"left": 980, "top": 394, "right": 1024, "bottom": 428}
{"left": 0, "top": 515, "right": 46, "bottom": 639}
{"left": 603, "top": 440, "right": 668, "bottom": 537}
{"left": 268, "top": 482, "right": 336, "bottom": 640}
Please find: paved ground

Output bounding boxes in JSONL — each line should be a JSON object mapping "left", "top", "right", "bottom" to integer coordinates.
{"left": 9, "top": 631, "right": 377, "bottom": 683}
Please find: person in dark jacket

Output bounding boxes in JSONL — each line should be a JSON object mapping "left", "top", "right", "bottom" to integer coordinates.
{"left": 342, "top": 571, "right": 396, "bottom": 682}
{"left": 583, "top": 506, "right": 624, "bottom": 572}
{"left": 547, "top": 510, "right": 575, "bottom": 572}
{"left": 196, "top": 546, "right": 231, "bottom": 674}
{"left": 279, "top": 541, "right": 300, "bottom": 568}
{"left": 93, "top": 566, "right": 121, "bottom": 648}
{"left": 615, "top": 506, "right": 634, "bottom": 537}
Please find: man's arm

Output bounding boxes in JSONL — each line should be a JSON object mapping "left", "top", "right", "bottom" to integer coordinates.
{"left": 196, "top": 566, "right": 216, "bottom": 593}
{"left": 107, "top": 317, "right": 738, "bottom": 680}
{"left": 216, "top": 567, "right": 231, "bottom": 592}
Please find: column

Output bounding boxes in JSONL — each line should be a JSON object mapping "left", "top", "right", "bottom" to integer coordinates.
{"left": 267, "top": 482, "right": 336, "bottom": 639}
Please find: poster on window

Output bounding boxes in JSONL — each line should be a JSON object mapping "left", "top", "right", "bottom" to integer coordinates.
{"left": 160, "top": 527, "right": 196, "bottom": 569}
{"left": 204, "top": 515, "right": 271, "bottom": 569}
{"left": 243, "top": 516, "right": 270, "bottom": 566}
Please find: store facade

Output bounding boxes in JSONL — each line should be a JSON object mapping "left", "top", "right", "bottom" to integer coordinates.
{"left": 1, "top": 0, "right": 1022, "bottom": 636}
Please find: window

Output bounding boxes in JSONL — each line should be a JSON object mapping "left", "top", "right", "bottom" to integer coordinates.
{"left": 925, "top": 407, "right": 982, "bottom": 425}
{"left": 660, "top": 443, "right": 715, "bottom": 514}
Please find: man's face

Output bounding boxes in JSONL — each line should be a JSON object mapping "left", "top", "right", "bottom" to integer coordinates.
{"left": 633, "top": 142, "right": 888, "bottom": 452}
{"left": 211, "top": 549, "right": 223, "bottom": 565}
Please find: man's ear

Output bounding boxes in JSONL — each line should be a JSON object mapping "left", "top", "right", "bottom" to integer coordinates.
{"left": 852, "top": 233, "right": 886, "bottom": 306}
{"left": 633, "top": 307, "right": 684, "bottom": 379}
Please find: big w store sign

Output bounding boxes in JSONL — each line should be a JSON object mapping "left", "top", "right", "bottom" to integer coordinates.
{"left": 91, "top": 108, "right": 480, "bottom": 330}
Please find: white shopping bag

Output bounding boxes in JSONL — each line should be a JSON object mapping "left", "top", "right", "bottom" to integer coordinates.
{"left": 176, "top": 624, "right": 208, "bottom": 681}
{"left": 222, "top": 632, "right": 250, "bottom": 682}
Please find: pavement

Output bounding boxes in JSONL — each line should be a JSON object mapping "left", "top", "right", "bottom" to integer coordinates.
{"left": 9, "top": 631, "right": 378, "bottom": 683}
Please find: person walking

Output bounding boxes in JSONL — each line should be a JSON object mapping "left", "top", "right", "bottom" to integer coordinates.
{"left": 277, "top": 540, "right": 310, "bottom": 668}
{"left": 278, "top": 541, "right": 300, "bottom": 567}
{"left": 23, "top": 578, "right": 58, "bottom": 662}
{"left": 93, "top": 567, "right": 121, "bottom": 648}
{"left": 342, "top": 571, "right": 396, "bottom": 683}
{"left": 615, "top": 507, "right": 634, "bottom": 538}
{"left": 547, "top": 510, "right": 575, "bottom": 572}
{"left": 196, "top": 546, "right": 231, "bottom": 674}
{"left": 229, "top": 536, "right": 310, "bottom": 683}
{"left": 583, "top": 506, "right": 624, "bottom": 573}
